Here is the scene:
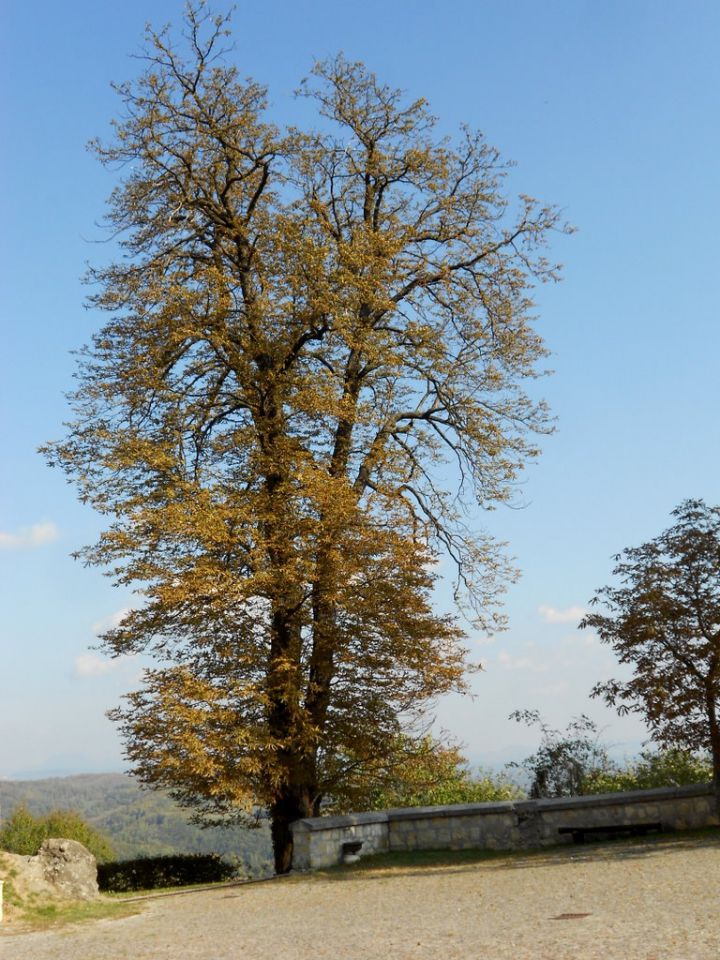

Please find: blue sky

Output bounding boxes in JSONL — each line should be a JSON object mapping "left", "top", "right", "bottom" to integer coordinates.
{"left": 2, "top": 0, "right": 720, "bottom": 778}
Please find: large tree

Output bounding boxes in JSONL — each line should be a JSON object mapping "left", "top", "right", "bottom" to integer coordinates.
{"left": 46, "top": 6, "right": 566, "bottom": 872}
{"left": 583, "top": 499, "right": 720, "bottom": 813}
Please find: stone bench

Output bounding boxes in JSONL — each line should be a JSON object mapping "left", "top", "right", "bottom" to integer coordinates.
{"left": 558, "top": 822, "right": 663, "bottom": 844}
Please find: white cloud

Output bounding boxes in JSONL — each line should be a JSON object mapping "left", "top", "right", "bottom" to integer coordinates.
{"left": 91, "top": 608, "right": 131, "bottom": 636}
{"left": 73, "top": 608, "right": 138, "bottom": 677}
{"left": 0, "top": 521, "right": 59, "bottom": 550}
{"left": 75, "top": 654, "right": 117, "bottom": 677}
{"left": 74, "top": 652, "right": 136, "bottom": 677}
{"left": 496, "top": 650, "right": 548, "bottom": 673}
{"left": 538, "top": 604, "right": 587, "bottom": 624}
{"left": 72, "top": 608, "right": 140, "bottom": 678}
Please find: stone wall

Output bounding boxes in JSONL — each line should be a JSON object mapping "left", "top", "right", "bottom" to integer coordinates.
{"left": 291, "top": 811, "right": 390, "bottom": 871}
{"left": 290, "top": 784, "right": 718, "bottom": 870}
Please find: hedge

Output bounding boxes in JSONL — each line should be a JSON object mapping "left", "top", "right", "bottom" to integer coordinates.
{"left": 98, "top": 853, "right": 238, "bottom": 892}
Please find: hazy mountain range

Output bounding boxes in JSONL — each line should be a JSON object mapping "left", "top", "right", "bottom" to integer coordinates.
{"left": 0, "top": 773, "right": 273, "bottom": 875}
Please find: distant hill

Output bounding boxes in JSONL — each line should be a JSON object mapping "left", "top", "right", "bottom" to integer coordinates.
{"left": 0, "top": 773, "right": 273, "bottom": 875}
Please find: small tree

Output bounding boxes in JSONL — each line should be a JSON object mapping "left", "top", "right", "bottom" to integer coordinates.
{"left": 582, "top": 499, "right": 720, "bottom": 812}
{"left": 509, "top": 710, "right": 613, "bottom": 798}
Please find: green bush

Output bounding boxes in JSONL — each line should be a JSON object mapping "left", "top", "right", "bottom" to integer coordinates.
{"left": 0, "top": 804, "right": 44, "bottom": 856}
{"left": 361, "top": 736, "right": 523, "bottom": 810}
{"left": 324, "top": 734, "right": 522, "bottom": 814}
{"left": 368, "top": 767, "right": 522, "bottom": 809}
{"left": 97, "top": 853, "right": 237, "bottom": 892}
{"left": 0, "top": 803, "right": 115, "bottom": 862}
{"left": 585, "top": 749, "right": 713, "bottom": 794}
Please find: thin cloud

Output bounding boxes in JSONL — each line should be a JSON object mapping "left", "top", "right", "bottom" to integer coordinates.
{"left": 91, "top": 608, "right": 131, "bottom": 636}
{"left": 566, "top": 630, "right": 600, "bottom": 648}
{"left": 0, "top": 521, "right": 59, "bottom": 550}
{"left": 538, "top": 604, "right": 587, "bottom": 624}
{"left": 496, "top": 650, "right": 548, "bottom": 673}
{"left": 75, "top": 608, "right": 136, "bottom": 677}
{"left": 74, "top": 652, "right": 136, "bottom": 677}
{"left": 475, "top": 634, "right": 498, "bottom": 647}
{"left": 75, "top": 654, "right": 117, "bottom": 677}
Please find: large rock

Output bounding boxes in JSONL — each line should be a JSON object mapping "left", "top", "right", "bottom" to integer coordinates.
{"left": 36, "top": 839, "right": 99, "bottom": 899}
{"left": 0, "top": 839, "right": 99, "bottom": 902}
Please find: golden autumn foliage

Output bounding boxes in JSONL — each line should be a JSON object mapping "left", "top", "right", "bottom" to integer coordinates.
{"left": 45, "top": 6, "right": 567, "bottom": 872}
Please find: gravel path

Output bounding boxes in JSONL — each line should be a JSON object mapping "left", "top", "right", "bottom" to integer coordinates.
{"left": 2, "top": 835, "right": 719, "bottom": 959}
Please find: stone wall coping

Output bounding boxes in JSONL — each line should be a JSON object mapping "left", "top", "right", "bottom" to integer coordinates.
{"left": 385, "top": 801, "right": 515, "bottom": 821}
{"left": 291, "top": 783, "right": 713, "bottom": 832}
{"left": 292, "top": 810, "right": 389, "bottom": 832}
{"left": 512, "top": 782, "right": 713, "bottom": 814}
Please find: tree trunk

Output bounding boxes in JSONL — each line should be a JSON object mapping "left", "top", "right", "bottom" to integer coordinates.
{"left": 265, "top": 608, "right": 316, "bottom": 874}
{"left": 710, "top": 735, "right": 720, "bottom": 820}
{"left": 270, "top": 784, "right": 315, "bottom": 874}
{"left": 711, "top": 761, "right": 720, "bottom": 821}
{"left": 707, "top": 693, "right": 720, "bottom": 819}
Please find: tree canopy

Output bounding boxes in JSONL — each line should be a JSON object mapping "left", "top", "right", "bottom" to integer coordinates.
{"left": 45, "top": 5, "right": 566, "bottom": 872}
{"left": 583, "top": 498, "right": 720, "bottom": 809}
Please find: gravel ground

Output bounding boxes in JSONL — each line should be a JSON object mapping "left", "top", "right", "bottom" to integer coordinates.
{"left": 2, "top": 835, "right": 719, "bottom": 959}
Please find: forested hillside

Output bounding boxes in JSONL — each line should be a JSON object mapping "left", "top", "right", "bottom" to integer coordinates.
{"left": 0, "top": 774, "right": 272, "bottom": 875}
